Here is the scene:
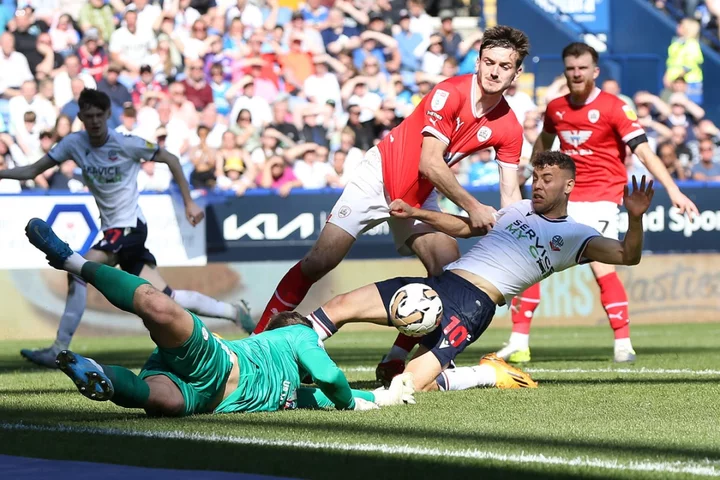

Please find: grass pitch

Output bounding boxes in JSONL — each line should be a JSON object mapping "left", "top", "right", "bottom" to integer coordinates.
{"left": 2, "top": 323, "right": 720, "bottom": 479}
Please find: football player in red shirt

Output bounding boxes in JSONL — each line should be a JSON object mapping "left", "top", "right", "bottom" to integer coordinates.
{"left": 253, "top": 26, "right": 529, "bottom": 375}
{"left": 497, "top": 43, "right": 699, "bottom": 363}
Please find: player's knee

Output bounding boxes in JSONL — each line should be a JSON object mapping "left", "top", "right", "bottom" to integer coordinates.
{"left": 135, "top": 286, "right": 179, "bottom": 326}
{"left": 324, "top": 293, "right": 353, "bottom": 322}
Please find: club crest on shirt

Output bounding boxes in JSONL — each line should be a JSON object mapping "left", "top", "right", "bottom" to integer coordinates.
{"left": 477, "top": 126, "right": 492, "bottom": 142}
{"left": 588, "top": 109, "right": 600, "bottom": 123}
{"left": 549, "top": 235, "right": 564, "bottom": 251}
{"left": 431, "top": 89, "right": 449, "bottom": 111}
{"left": 108, "top": 150, "right": 119, "bottom": 161}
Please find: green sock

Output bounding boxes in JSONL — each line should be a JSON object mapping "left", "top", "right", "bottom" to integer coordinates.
{"left": 102, "top": 365, "right": 151, "bottom": 409}
{"left": 80, "top": 262, "right": 150, "bottom": 314}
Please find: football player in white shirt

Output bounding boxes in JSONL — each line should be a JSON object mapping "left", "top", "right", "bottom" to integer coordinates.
{"left": 299, "top": 151, "right": 655, "bottom": 392}
{"left": 0, "top": 89, "right": 254, "bottom": 368}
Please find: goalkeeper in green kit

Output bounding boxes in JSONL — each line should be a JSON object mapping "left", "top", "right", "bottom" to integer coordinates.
{"left": 25, "top": 218, "right": 415, "bottom": 415}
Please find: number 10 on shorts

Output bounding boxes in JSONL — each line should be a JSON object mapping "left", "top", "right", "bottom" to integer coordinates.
{"left": 443, "top": 316, "right": 468, "bottom": 347}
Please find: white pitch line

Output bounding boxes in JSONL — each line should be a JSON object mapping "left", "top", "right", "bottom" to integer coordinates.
{"left": 1, "top": 422, "right": 719, "bottom": 477}
{"left": 343, "top": 366, "right": 720, "bottom": 375}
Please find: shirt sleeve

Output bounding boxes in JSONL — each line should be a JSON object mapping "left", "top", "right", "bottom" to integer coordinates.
{"left": 122, "top": 134, "right": 160, "bottom": 162}
{"left": 47, "top": 136, "right": 75, "bottom": 164}
{"left": 295, "top": 328, "right": 355, "bottom": 410}
{"left": 572, "top": 224, "right": 602, "bottom": 265}
{"left": 420, "top": 84, "right": 462, "bottom": 145}
{"left": 610, "top": 98, "right": 645, "bottom": 144}
{"left": 495, "top": 121, "right": 523, "bottom": 170}
{"left": 542, "top": 102, "right": 557, "bottom": 134}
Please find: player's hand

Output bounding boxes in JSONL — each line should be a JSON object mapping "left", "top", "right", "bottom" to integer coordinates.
{"left": 668, "top": 187, "right": 699, "bottom": 220}
{"left": 389, "top": 199, "right": 416, "bottom": 219}
{"left": 352, "top": 398, "right": 380, "bottom": 411}
{"left": 468, "top": 204, "right": 497, "bottom": 230}
{"left": 624, "top": 175, "right": 655, "bottom": 219}
{"left": 373, "top": 372, "right": 417, "bottom": 406}
{"left": 185, "top": 201, "right": 205, "bottom": 226}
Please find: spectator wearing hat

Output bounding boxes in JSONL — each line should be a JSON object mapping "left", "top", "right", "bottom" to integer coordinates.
{"left": 78, "top": 29, "right": 109, "bottom": 83}
{"left": 109, "top": 7, "right": 157, "bottom": 78}
{"left": 421, "top": 33, "right": 447, "bottom": 76}
{"left": 217, "top": 130, "right": 256, "bottom": 195}
{"left": 78, "top": 0, "right": 115, "bottom": 43}
{"left": 259, "top": 154, "right": 302, "bottom": 196}
{"left": 322, "top": 7, "right": 361, "bottom": 54}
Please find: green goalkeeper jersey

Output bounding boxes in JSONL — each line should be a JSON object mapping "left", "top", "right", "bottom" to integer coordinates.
{"left": 214, "top": 325, "right": 355, "bottom": 413}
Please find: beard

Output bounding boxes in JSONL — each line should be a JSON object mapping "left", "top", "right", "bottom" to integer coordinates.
{"left": 569, "top": 78, "right": 595, "bottom": 99}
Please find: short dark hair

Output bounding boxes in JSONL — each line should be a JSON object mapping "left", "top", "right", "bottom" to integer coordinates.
{"left": 78, "top": 88, "right": 111, "bottom": 112}
{"left": 266, "top": 311, "right": 312, "bottom": 331}
{"left": 562, "top": 42, "right": 599, "bottom": 65}
{"left": 531, "top": 151, "right": 576, "bottom": 179}
{"left": 479, "top": 25, "right": 530, "bottom": 68}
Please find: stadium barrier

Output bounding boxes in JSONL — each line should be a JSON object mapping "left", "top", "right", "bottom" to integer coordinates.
{"left": 0, "top": 184, "right": 718, "bottom": 340}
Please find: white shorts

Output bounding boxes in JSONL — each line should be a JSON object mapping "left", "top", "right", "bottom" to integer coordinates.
{"left": 567, "top": 201, "right": 620, "bottom": 240}
{"left": 327, "top": 146, "right": 441, "bottom": 256}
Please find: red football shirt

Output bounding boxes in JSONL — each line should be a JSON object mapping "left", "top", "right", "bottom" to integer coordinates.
{"left": 543, "top": 88, "right": 645, "bottom": 204}
{"left": 378, "top": 74, "right": 523, "bottom": 208}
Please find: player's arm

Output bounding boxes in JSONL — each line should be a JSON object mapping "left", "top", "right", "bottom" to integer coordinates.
{"left": 153, "top": 148, "right": 205, "bottom": 226}
{"left": 389, "top": 199, "right": 488, "bottom": 238}
{"left": 496, "top": 126, "right": 524, "bottom": 207}
{"left": 532, "top": 131, "right": 556, "bottom": 157}
{"left": 583, "top": 176, "right": 654, "bottom": 266}
{"left": 0, "top": 155, "right": 56, "bottom": 180}
{"left": 631, "top": 139, "right": 699, "bottom": 218}
{"left": 419, "top": 135, "right": 496, "bottom": 228}
{"left": 296, "top": 336, "right": 356, "bottom": 410}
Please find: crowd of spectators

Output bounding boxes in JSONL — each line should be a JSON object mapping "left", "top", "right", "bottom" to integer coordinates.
{"left": 0, "top": 0, "right": 718, "bottom": 199}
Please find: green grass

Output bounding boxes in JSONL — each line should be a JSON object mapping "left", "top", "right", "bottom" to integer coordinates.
{"left": 2, "top": 324, "right": 720, "bottom": 479}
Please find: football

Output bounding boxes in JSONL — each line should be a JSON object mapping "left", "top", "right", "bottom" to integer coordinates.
{"left": 389, "top": 284, "right": 443, "bottom": 337}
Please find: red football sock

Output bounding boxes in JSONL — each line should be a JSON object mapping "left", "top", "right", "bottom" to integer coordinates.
{"left": 597, "top": 272, "right": 630, "bottom": 339}
{"left": 393, "top": 333, "right": 422, "bottom": 352}
{"left": 510, "top": 283, "right": 541, "bottom": 334}
{"left": 254, "top": 261, "right": 315, "bottom": 334}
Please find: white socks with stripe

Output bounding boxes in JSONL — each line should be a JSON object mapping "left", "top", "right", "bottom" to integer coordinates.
{"left": 436, "top": 365, "right": 497, "bottom": 391}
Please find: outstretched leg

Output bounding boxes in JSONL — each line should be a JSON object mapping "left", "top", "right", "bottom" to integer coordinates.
{"left": 26, "top": 218, "right": 194, "bottom": 415}
{"left": 255, "top": 223, "right": 357, "bottom": 333}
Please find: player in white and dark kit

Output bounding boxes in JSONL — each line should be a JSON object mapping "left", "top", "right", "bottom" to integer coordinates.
{"left": 297, "top": 151, "right": 655, "bottom": 392}
{"left": 0, "top": 89, "right": 253, "bottom": 368}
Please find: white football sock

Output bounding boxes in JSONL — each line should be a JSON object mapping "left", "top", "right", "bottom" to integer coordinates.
{"left": 508, "top": 332, "right": 530, "bottom": 349}
{"left": 54, "top": 275, "right": 88, "bottom": 349}
{"left": 171, "top": 290, "right": 237, "bottom": 320}
{"left": 63, "top": 252, "right": 87, "bottom": 277}
{"left": 307, "top": 314, "right": 331, "bottom": 341}
{"left": 436, "top": 364, "right": 497, "bottom": 391}
{"left": 614, "top": 337, "right": 633, "bottom": 351}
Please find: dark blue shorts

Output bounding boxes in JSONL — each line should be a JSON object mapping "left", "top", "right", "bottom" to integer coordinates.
{"left": 375, "top": 271, "right": 497, "bottom": 366}
{"left": 91, "top": 220, "right": 157, "bottom": 276}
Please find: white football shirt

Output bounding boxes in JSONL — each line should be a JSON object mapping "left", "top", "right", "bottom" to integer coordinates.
{"left": 48, "top": 130, "right": 159, "bottom": 230}
{"left": 445, "top": 200, "right": 601, "bottom": 305}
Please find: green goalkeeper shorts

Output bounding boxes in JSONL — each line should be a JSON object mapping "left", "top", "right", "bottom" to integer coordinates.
{"left": 138, "top": 313, "right": 234, "bottom": 416}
